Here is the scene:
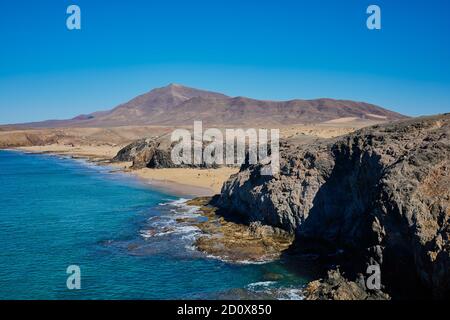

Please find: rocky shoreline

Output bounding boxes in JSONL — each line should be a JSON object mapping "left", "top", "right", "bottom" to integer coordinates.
{"left": 304, "top": 269, "right": 390, "bottom": 300}
{"left": 213, "top": 114, "right": 450, "bottom": 299}
{"left": 110, "top": 113, "right": 450, "bottom": 299}
{"left": 186, "top": 197, "right": 294, "bottom": 264}
{"left": 10, "top": 114, "right": 449, "bottom": 300}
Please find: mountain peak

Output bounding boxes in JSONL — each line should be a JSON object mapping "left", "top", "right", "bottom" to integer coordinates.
{"left": 150, "top": 83, "right": 190, "bottom": 98}
{"left": 167, "top": 83, "right": 183, "bottom": 88}
{"left": 150, "top": 83, "right": 184, "bottom": 93}
{"left": 148, "top": 83, "right": 229, "bottom": 101}
{"left": 8, "top": 84, "right": 407, "bottom": 128}
{"left": 156, "top": 83, "right": 185, "bottom": 92}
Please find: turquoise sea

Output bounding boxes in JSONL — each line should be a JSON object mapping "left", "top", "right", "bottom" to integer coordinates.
{"left": 0, "top": 150, "right": 308, "bottom": 299}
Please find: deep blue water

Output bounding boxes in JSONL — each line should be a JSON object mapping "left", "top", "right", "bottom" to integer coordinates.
{"left": 0, "top": 150, "right": 307, "bottom": 299}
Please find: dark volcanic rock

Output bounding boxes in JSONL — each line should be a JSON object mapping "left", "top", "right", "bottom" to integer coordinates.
{"left": 217, "top": 114, "right": 450, "bottom": 299}
{"left": 113, "top": 134, "right": 182, "bottom": 169}
{"left": 113, "top": 137, "right": 161, "bottom": 168}
{"left": 304, "top": 269, "right": 389, "bottom": 300}
{"left": 113, "top": 134, "right": 222, "bottom": 169}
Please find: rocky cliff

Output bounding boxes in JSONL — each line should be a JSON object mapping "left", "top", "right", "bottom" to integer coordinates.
{"left": 216, "top": 114, "right": 450, "bottom": 299}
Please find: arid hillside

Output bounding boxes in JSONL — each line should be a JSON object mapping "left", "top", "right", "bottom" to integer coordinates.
{"left": 3, "top": 84, "right": 407, "bottom": 128}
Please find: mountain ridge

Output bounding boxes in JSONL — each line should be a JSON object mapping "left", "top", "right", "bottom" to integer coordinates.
{"left": 6, "top": 84, "right": 407, "bottom": 128}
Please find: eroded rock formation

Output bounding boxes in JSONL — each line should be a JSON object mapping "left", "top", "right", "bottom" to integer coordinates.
{"left": 216, "top": 114, "right": 450, "bottom": 299}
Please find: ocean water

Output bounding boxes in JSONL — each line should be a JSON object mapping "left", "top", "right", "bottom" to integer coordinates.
{"left": 0, "top": 150, "right": 308, "bottom": 300}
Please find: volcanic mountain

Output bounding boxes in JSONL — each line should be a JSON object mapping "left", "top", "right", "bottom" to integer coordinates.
{"left": 13, "top": 84, "right": 407, "bottom": 128}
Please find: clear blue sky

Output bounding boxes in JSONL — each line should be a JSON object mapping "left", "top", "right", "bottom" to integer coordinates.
{"left": 0, "top": 0, "right": 449, "bottom": 124}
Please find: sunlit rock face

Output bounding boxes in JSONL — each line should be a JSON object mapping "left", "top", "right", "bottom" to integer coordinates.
{"left": 217, "top": 114, "right": 450, "bottom": 299}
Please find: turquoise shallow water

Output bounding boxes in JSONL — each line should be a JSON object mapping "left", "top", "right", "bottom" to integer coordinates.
{"left": 0, "top": 150, "right": 307, "bottom": 299}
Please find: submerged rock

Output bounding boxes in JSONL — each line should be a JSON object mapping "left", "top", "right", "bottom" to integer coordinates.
{"left": 217, "top": 114, "right": 450, "bottom": 299}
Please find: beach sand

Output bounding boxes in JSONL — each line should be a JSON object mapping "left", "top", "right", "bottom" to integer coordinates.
{"left": 130, "top": 167, "right": 239, "bottom": 196}
{"left": 15, "top": 144, "right": 238, "bottom": 196}
{"left": 17, "top": 144, "right": 123, "bottom": 160}
{"left": 9, "top": 121, "right": 372, "bottom": 197}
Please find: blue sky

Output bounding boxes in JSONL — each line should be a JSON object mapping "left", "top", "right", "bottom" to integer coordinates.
{"left": 0, "top": 0, "right": 449, "bottom": 124}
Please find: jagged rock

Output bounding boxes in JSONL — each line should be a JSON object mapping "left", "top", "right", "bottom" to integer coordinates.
{"left": 304, "top": 269, "right": 389, "bottom": 300}
{"left": 113, "top": 136, "right": 162, "bottom": 168}
{"left": 187, "top": 197, "right": 294, "bottom": 263}
{"left": 217, "top": 114, "right": 450, "bottom": 299}
{"left": 113, "top": 133, "right": 236, "bottom": 169}
{"left": 113, "top": 134, "right": 200, "bottom": 169}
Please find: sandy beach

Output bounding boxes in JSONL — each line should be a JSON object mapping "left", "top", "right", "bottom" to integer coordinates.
{"left": 15, "top": 144, "right": 239, "bottom": 197}
{"left": 17, "top": 144, "right": 124, "bottom": 160}
{"left": 9, "top": 122, "right": 371, "bottom": 197}
{"left": 130, "top": 167, "right": 239, "bottom": 196}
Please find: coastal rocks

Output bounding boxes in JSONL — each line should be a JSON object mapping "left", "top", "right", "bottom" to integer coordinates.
{"left": 217, "top": 114, "right": 450, "bottom": 299}
{"left": 113, "top": 134, "right": 221, "bottom": 169}
{"left": 186, "top": 197, "right": 294, "bottom": 263}
{"left": 304, "top": 269, "right": 389, "bottom": 300}
{"left": 113, "top": 135, "right": 174, "bottom": 168}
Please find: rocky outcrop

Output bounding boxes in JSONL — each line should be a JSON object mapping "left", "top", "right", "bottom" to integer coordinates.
{"left": 113, "top": 134, "right": 207, "bottom": 169}
{"left": 216, "top": 114, "right": 450, "bottom": 299}
{"left": 113, "top": 134, "right": 232, "bottom": 169}
{"left": 113, "top": 136, "right": 173, "bottom": 168}
{"left": 186, "top": 198, "right": 294, "bottom": 263}
{"left": 304, "top": 269, "right": 389, "bottom": 300}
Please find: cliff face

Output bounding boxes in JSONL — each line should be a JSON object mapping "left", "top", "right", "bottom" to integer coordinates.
{"left": 217, "top": 114, "right": 450, "bottom": 298}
